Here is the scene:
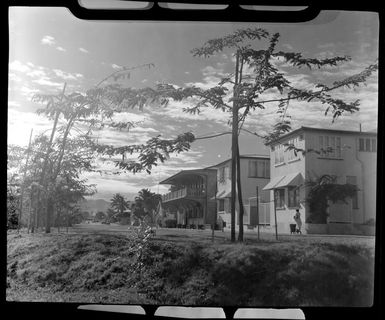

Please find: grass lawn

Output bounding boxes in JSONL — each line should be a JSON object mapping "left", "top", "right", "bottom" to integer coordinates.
{"left": 7, "top": 224, "right": 375, "bottom": 306}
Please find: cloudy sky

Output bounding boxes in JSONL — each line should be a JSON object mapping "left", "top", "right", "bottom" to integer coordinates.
{"left": 8, "top": 7, "right": 378, "bottom": 201}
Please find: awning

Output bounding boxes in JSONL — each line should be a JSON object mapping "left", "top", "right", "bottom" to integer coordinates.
{"left": 262, "top": 175, "right": 286, "bottom": 190}
{"left": 211, "top": 190, "right": 232, "bottom": 200}
{"left": 275, "top": 172, "right": 303, "bottom": 188}
{"left": 263, "top": 172, "right": 303, "bottom": 190}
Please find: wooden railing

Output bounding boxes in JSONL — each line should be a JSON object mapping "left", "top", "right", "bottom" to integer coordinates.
{"left": 162, "top": 187, "right": 205, "bottom": 202}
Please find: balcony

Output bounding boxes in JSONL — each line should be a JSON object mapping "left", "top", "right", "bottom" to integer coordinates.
{"left": 162, "top": 187, "right": 205, "bottom": 203}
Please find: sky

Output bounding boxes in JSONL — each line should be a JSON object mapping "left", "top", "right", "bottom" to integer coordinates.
{"left": 8, "top": 7, "right": 379, "bottom": 201}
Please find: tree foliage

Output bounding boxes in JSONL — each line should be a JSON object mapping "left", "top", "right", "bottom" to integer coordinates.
{"left": 133, "top": 188, "right": 162, "bottom": 223}
{"left": 90, "top": 28, "right": 377, "bottom": 175}
{"left": 110, "top": 193, "right": 130, "bottom": 216}
{"left": 306, "top": 175, "right": 358, "bottom": 224}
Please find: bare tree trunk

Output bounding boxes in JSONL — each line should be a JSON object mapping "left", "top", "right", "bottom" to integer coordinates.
{"left": 236, "top": 144, "right": 244, "bottom": 242}
{"left": 34, "top": 195, "right": 41, "bottom": 232}
{"left": 18, "top": 129, "right": 34, "bottom": 233}
{"left": 66, "top": 208, "right": 70, "bottom": 233}
{"left": 45, "top": 198, "right": 54, "bottom": 233}
{"left": 57, "top": 207, "right": 61, "bottom": 233}
{"left": 230, "top": 51, "right": 240, "bottom": 242}
{"left": 27, "top": 194, "right": 32, "bottom": 234}
{"left": 30, "top": 195, "right": 36, "bottom": 234}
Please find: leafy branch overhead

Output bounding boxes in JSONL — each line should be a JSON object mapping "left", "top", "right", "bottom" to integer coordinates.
{"left": 91, "top": 28, "right": 377, "bottom": 173}
{"left": 91, "top": 132, "right": 195, "bottom": 174}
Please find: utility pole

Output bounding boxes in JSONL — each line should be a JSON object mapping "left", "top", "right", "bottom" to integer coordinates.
{"left": 230, "top": 50, "right": 240, "bottom": 242}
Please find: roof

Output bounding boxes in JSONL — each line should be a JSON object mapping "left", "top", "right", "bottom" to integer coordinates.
{"left": 206, "top": 154, "right": 270, "bottom": 169}
{"left": 159, "top": 168, "right": 216, "bottom": 185}
{"left": 266, "top": 126, "right": 378, "bottom": 146}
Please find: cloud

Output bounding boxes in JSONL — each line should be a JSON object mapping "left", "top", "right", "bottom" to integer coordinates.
{"left": 201, "top": 65, "right": 225, "bottom": 77}
{"left": 56, "top": 46, "right": 66, "bottom": 52}
{"left": 53, "top": 68, "right": 78, "bottom": 80}
{"left": 151, "top": 99, "right": 231, "bottom": 126}
{"left": 8, "top": 101, "right": 21, "bottom": 108}
{"left": 282, "top": 43, "right": 294, "bottom": 50}
{"left": 7, "top": 109, "right": 53, "bottom": 146}
{"left": 112, "top": 111, "right": 153, "bottom": 125}
{"left": 9, "top": 60, "right": 31, "bottom": 73}
{"left": 79, "top": 47, "right": 89, "bottom": 53}
{"left": 9, "top": 60, "right": 85, "bottom": 97}
{"left": 112, "top": 63, "right": 122, "bottom": 70}
{"left": 27, "top": 69, "right": 47, "bottom": 78}
{"left": 41, "top": 35, "right": 56, "bottom": 46}
{"left": 32, "top": 77, "right": 63, "bottom": 88}
{"left": 130, "top": 127, "right": 158, "bottom": 133}
{"left": 317, "top": 42, "right": 336, "bottom": 49}
{"left": 9, "top": 73, "right": 22, "bottom": 82}
{"left": 20, "top": 85, "right": 39, "bottom": 98}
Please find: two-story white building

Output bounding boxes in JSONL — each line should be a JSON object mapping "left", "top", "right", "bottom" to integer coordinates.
{"left": 264, "top": 126, "right": 377, "bottom": 235}
{"left": 207, "top": 155, "right": 271, "bottom": 230}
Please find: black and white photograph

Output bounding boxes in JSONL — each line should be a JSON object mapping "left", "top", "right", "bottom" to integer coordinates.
{"left": 7, "top": 1, "right": 379, "bottom": 309}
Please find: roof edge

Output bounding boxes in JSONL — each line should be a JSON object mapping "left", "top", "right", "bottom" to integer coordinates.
{"left": 266, "top": 126, "right": 378, "bottom": 146}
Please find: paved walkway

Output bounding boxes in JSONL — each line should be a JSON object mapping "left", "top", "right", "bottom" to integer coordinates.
{"left": 71, "top": 223, "right": 375, "bottom": 246}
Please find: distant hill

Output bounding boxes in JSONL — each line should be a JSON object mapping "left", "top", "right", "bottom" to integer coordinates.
{"left": 80, "top": 199, "right": 110, "bottom": 214}
{"left": 80, "top": 198, "right": 134, "bottom": 215}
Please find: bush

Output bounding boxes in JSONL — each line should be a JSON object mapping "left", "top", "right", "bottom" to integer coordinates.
{"left": 164, "top": 219, "right": 177, "bottom": 228}
{"left": 7, "top": 211, "right": 19, "bottom": 230}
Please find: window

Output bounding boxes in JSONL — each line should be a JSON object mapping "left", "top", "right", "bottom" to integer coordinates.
{"left": 218, "top": 199, "right": 224, "bottom": 212}
{"left": 275, "top": 189, "right": 285, "bottom": 208}
{"left": 249, "top": 160, "right": 257, "bottom": 177}
{"left": 274, "top": 144, "right": 285, "bottom": 165}
{"left": 372, "top": 139, "right": 377, "bottom": 152}
{"left": 249, "top": 159, "right": 270, "bottom": 178}
{"left": 359, "top": 138, "right": 365, "bottom": 151}
{"left": 288, "top": 186, "right": 300, "bottom": 208}
{"left": 346, "top": 176, "right": 358, "bottom": 209}
{"left": 287, "top": 137, "right": 300, "bottom": 161}
{"left": 218, "top": 166, "right": 226, "bottom": 183}
{"left": 365, "top": 138, "right": 371, "bottom": 152}
{"left": 318, "top": 135, "right": 342, "bottom": 158}
{"left": 336, "top": 137, "right": 341, "bottom": 157}
{"left": 330, "top": 136, "right": 335, "bottom": 157}
{"left": 359, "top": 138, "right": 377, "bottom": 153}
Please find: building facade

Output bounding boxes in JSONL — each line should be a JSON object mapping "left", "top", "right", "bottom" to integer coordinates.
{"left": 264, "top": 127, "right": 377, "bottom": 235}
{"left": 159, "top": 169, "right": 217, "bottom": 228}
{"left": 208, "top": 156, "right": 271, "bottom": 230}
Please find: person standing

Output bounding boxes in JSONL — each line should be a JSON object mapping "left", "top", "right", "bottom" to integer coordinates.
{"left": 293, "top": 209, "right": 302, "bottom": 234}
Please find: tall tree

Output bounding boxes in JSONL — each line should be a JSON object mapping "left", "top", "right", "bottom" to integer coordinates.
{"left": 27, "top": 64, "right": 154, "bottom": 233}
{"left": 110, "top": 193, "right": 130, "bottom": 217}
{"left": 91, "top": 28, "right": 377, "bottom": 242}
{"left": 133, "top": 188, "right": 162, "bottom": 223}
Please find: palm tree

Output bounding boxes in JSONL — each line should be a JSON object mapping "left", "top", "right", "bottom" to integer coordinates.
{"left": 134, "top": 188, "right": 162, "bottom": 223}
{"left": 110, "top": 193, "right": 129, "bottom": 217}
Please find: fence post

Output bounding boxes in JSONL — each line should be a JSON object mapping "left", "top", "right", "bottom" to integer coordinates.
{"left": 256, "top": 187, "right": 260, "bottom": 240}
{"left": 274, "top": 191, "right": 278, "bottom": 240}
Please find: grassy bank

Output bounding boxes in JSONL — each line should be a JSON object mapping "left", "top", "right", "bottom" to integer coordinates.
{"left": 7, "top": 231, "right": 375, "bottom": 306}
